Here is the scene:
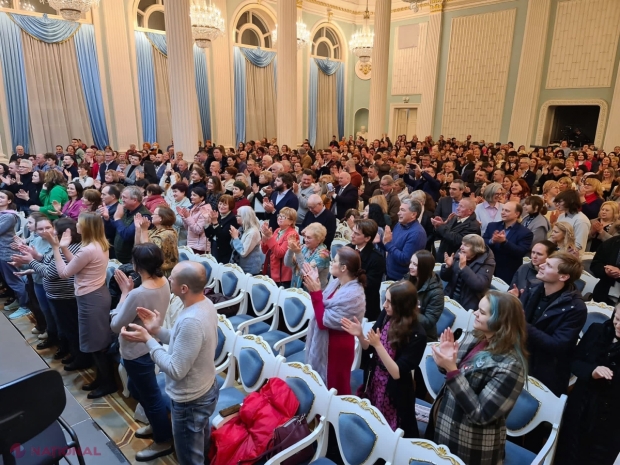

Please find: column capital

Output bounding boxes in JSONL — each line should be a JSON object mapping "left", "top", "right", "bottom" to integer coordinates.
{"left": 429, "top": 0, "right": 444, "bottom": 13}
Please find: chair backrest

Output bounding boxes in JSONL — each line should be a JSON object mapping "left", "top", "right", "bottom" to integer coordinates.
{"left": 275, "top": 287, "right": 314, "bottom": 333}
{"left": 437, "top": 297, "right": 473, "bottom": 335}
{"left": 163, "top": 293, "right": 184, "bottom": 330}
{"left": 583, "top": 300, "right": 614, "bottom": 335}
{"left": 247, "top": 275, "right": 280, "bottom": 317}
{"left": 225, "top": 333, "right": 279, "bottom": 393}
{"left": 330, "top": 239, "right": 349, "bottom": 260}
{"left": 420, "top": 342, "right": 445, "bottom": 400}
{"left": 276, "top": 360, "right": 336, "bottom": 419}
{"left": 379, "top": 280, "right": 396, "bottom": 311}
{"left": 352, "top": 319, "right": 375, "bottom": 371}
{"left": 195, "top": 253, "right": 221, "bottom": 289}
{"left": 215, "top": 315, "right": 237, "bottom": 368}
{"left": 490, "top": 276, "right": 509, "bottom": 292}
{"left": 393, "top": 437, "right": 465, "bottom": 465}
{"left": 177, "top": 246, "right": 197, "bottom": 263}
{"left": 105, "top": 259, "right": 122, "bottom": 287}
{"left": 522, "top": 256, "right": 531, "bottom": 264}
{"left": 217, "top": 263, "right": 249, "bottom": 299}
{"left": 579, "top": 271, "right": 600, "bottom": 297}
{"left": 0, "top": 370, "right": 66, "bottom": 452}
{"left": 326, "top": 394, "right": 404, "bottom": 465}
{"left": 581, "top": 252, "right": 595, "bottom": 273}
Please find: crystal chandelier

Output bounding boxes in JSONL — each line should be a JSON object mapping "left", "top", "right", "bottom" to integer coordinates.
{"left": 402, "top": 0, "right": 420, "bottom": 12}
{"left": 190, "top": 0, "right": 225, "bottom": 49}
{"left": 349, "top": 0, "right": 374, "bottom": 63}
{"left": 272, "top": 21, "right": 311, "bottom": 50}
{"left": 40, "top": 0, "right": 100, "bottom": 21}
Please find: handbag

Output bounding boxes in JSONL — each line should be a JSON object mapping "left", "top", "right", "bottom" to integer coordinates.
{"left": 238, "top": 415, "right": 313, "bottom": 465}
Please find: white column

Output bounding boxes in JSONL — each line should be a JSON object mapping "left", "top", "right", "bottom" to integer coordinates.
{"left": 417, "top": 0, "right": 443, "bottom": 138}
{"left": 93, "top": 0, "right": 140, "bottom": 150}
{"left": 210, "top": 0, "right": 235, "bottom": 147}
{"left": 368, "top": 0, "right": 391, "bottom": 141}
{"left": 296, "top": 44, "right": 304, "bottom": 146}
{"left": 277, "top": 0, "right": 298, "bottom": 148}
{"left": 605, "top": 72, "right": 620, "bottom": 150}
{"left": 508, "top": 0, "right": 552, "bottom": 147}
{"left": 164, "top": 0, "right": 199, "bottom": 157}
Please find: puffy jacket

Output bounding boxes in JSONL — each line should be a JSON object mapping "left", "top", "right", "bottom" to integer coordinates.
{"left": 415, "top": 272, "right": 444, "bottom": 341}
{"left": 209, "top": 378, "right": 299, "bottom": 465}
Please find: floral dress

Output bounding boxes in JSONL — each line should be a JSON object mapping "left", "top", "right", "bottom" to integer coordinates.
{"left": 364, "top": 319, "right": 399, "bottom": 430}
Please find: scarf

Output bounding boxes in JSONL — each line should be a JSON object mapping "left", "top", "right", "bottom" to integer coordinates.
{"left": 306, "top": 278, "right": 366, "bottom": 383}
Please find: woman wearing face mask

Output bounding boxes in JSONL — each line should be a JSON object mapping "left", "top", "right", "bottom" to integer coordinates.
{"left": 342, "top": 280, "right": 426, "bottom": 438}
{"left": 509, "top": 240, "right": 555, "bottom": 294}
{"left": 555, "top": 308, "right": 620, "bottom": 465}
{"left": 427, "top": 291, "right": 528, "bottom": 465}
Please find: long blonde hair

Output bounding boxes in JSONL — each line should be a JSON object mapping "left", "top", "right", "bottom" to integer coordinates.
{"left": 78, "top": 212, "right": 109, "bottom": 252}
{"left": 552, "top": 221, "right": 576, "bottom": 253}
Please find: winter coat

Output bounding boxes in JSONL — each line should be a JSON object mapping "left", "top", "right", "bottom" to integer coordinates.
{"left": 428, "top": 332, "right": 525, "bottom": 465}
{"left": 414, "top": 272, "right": 444, "bottom": 341}
{"left": 591, "top": 235, "right": 620, "bottom": 305}
{"left": 204, "top": 212, "right": 236, "bottom": 264}
{"left": 509, "top": 262, "right": 540, "bottom": 294}
{"left": 440, "top": 247, "right": 496, "bottom": 311}
{"left": 181, "top": 202, "right": 207, "bottom": 253}
{"left": 519, "top": 282, "right": 587, "bottom": 396}
{"left": 260, "top": 227, "right": 299, "bottom": 284}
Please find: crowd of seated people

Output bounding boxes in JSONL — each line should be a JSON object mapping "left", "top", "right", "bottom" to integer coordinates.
{"left": 1, "top": 134, "right": 620, "bottom": 464}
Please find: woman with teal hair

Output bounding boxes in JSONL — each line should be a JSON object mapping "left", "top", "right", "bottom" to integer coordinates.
{"left": 427, "top": 290, "right": 528, "bottom": 464}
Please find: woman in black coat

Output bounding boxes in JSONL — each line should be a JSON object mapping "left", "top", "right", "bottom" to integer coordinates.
{"left": 203, "top": 194, "right": 236, "bottom": 264}
{"left": 342, "top": 280, "right": 426, "bottom": 438}
{"left": 555, "top": 311, "right": 620, "bottom": 465}
{"left": 408, "top": 250, "right": 444, "bottom": 341}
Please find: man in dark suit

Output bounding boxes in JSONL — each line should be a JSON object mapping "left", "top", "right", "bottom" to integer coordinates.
{"left": 590, "top": 234, "right": 620, "bottom": 305}
{"left": 264, "top": 173, "right": 300, "bottom": 230}
{"left": 432, "top": 198, "right": 481, "bottom": 261}
{"left": 435, "top": 179, "right": 465, "bottom": 220}
{"left": 359, "top": 165, "right": 381, "bottom": 206}
{"left": 97, "top": 150, "right": 118, "bottom": 181}
{"left": 348, "top": 218, "right": 385, "bottom": 321}
{"left": 299, "top": 194, "right": 337, "bottom": 248}
{"left": 329, "top": 171, "right": 359, "bottom": 220}
{"left": 371, "top": 175, "right": 401, "bottom": 225}
{"left": 518, "top": 156, "right": 536, "bottom": 190}
{"left": 483, "top": 201, "right": 533, "bottom": 283}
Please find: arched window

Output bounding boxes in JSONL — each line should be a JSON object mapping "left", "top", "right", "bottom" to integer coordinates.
{"left": 0, "top": 0, "right": 92, "bottom": 21}
{"left": 234, "top": 9, "right": 274, "bottom": 49}
{"left": 312, "top": 25, "right": 341, "bottom": 60}
{"left": 136, "top": 0, "right": 165, "bottom": 31}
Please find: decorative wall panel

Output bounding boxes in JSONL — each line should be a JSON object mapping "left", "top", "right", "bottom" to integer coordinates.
{"left": 391, "top": 22, "right": 427, "bottom": 95}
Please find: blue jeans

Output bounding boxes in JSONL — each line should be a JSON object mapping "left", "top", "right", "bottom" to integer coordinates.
{"left": 171, "top": 382, "right": 219, "bottom": 465}
{"left": 122, "top": 354, "right": 172, "bottom": 444}
{"left": 33, "top": 283, "right": 56, "bottom": 339}
{"left": 0, "top": 260, "right": 28, "bottom": 307}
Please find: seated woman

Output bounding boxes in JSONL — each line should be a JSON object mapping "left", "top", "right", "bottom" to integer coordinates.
{"left": 521, "top": 196, "right": 550, "bottom": 244}
{"left": 304, "top": 247, "right": 366, "bottom": 394}
{"left": 510, "top": 240, "right": 555, "bottom": 294}
{"left": 230, "top": 206, "right": 263, "bottom": 275}
{"left": 407, "top": 250, "right": 444, "bottom": 341}
{"left": 284, "top": 222, "right": 330, "bottom": 290}
{"left": 342, "top": 280, "right": 426, "bottom": 437}
{"left": 109, "top": 244, "right": 173, "bottom": 460}
{"left": 439, "top": 234, "right": 496, "bottom": 311}
{"left": 589, "top": 201, "right": 619, "bottom": 252}
{"left": 52, "top": 181, "right": 84, "bottom": 221}
{"left": 428, "top": 291, "right": 527, "bottom": 465}
{"left": 143, "top": 184, "right": 168, "bottom": 214}
{"left": 260, "top": 207, "right": 299, "bottom": 288}
{"left": 509, "top": 178, "right": 530, "bottom": 203}
{"left": 134, "top": 207, "right": 179, "bottom": 276}
{"left": 550, "top": 221, "right": 579, "bottom": 256}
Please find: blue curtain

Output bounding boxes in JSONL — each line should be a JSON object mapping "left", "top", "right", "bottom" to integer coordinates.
{"left": 74, "top": 25, "right": 109, "bottom": 148}
{"left": 0, "top": 13, "right": 30, "bottom": 152}
{"left": 240, "top": 47, "right": 276, "bottom": 67}
{"left": 234, "top": 47, "right": 246, "bottom": 145}
{"left": 308, "top": 59, "right": 318, "bottom": 148}
{"left": 135, "top": 31, "right": 157, "bottom": 144}
{"left": 146, "top": 32, "right": 167, "bottom": 56}
{"left": 194, "top": 45, "right": 211, "bottom": 142}
{"left": 9, "top": 13, "right": 79, "bottom": 43}
{"left": 336, "top": 64, "right": 344, "bottom": 139}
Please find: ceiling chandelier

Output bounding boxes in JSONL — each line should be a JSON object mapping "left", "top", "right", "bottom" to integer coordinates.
{"left": 349, "top": 0, "right": 374, "bottom": 63}
{"left": 402, "top": 0, "right": 420, "bottom": 12}
{"left": 272, "top": 21, "right": 311, "bottom": 50}
{"left": 190, "top": 0, "right": 225, "bottom": 49}
{"left": 41, "top": 0, "right": 99, "bottom": 21}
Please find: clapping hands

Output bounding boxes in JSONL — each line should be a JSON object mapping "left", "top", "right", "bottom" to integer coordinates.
{"left": 431, "top": 328, "right": 459, "bottom": 372}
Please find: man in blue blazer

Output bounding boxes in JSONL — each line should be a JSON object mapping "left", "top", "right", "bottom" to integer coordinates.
{"left": 482, "top": 201, "right": 533, "bottom": 283}
{"left": 264, "top": 173, "right": 300, "bottom": 230}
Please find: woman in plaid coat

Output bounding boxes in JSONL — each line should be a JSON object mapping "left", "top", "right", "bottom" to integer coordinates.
{"left": 427, "top": 290, "right": 527, "bottom": 465}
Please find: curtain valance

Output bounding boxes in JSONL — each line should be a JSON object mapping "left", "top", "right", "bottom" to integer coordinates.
{"left": 315, "top": 58, "right": 341, "bottom": 76}
{"left": 240, "top": 47, "right": 276, "bottom": 68}
{"left": 146, "top": 32, "right": 167, "bottom": 57}
{"left": 9, "top": 13, "right": 80, "bottom": 44}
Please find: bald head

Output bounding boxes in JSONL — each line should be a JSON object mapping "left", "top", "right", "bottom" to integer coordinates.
{"left": 338, "top": 171, "right": 351, "bottom": 185}
{"left": 171, "top": 261, "right": 207, "bottom": 295}
{"left": 307, "top": 194, "right": 324, "bottom": 215}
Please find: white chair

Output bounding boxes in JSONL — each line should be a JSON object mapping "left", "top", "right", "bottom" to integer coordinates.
{"left": 177, "top": 246, "right": 197, "bottom": 262}
{"left": 419, "top": 342, "right": 444, "bottom": 400}
{"left": 105, "top": 259, "right": 122, "bottom": 287}
{"left": 265, "top": 361, "right": 337, "bottom": 464}
{"left": 581, "top": 252, "right": 595, "bottom": 273}
{"left": 194, "top": 253, "right": 221, "bottom": 290}
{"left": 315, "top": 394, "right": 404, "bottom": 465}
{"left": 490, "top": 276, "right": 509, "bottom": 292}
{"left": 438, "top": 297, "right": 473, "bottom": 335}
{"left": 211, "top": 264, "right": 249, "bottom": 316}
{"left": 433, "top": 263, "right": 443, "bottom": 273}
{"left": 393, "top": 437, "right": 465, "bottom": 465}
{"left": 233, "top": 275, "right": 281, "bottom": 335}
{"left": 583, "top": 300, "right": 614, "bottom": 336}
{"left": 379, "top": 280, "right": 396, "bottom": 310}
{"left": 350, "top": 319, "right": 376, "bottom": 395}
{"left": 522, "top": 257, "right": 531, "bottom": 264}
{"left": 505, "top": 377, "right": 568, "bottom": 465}
{"left": 579, "top": 271, "right": 600, "bottom": 297}
{"left": 330, "top": 239, "right": 349, "bottom": 260}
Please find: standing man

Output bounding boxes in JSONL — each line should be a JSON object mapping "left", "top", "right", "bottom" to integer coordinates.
{"left": 518, "top": 156, "right": 536, "bottom": 191}
{"left": 371, "top": 175, "right": 401, "bottom": 225}
{"left": 121, "top": 262, "right": 219, "bottom": 465}
{"left": 112, "top": 186, "right": 152, "bottom": 263}
{"left": 359, "top": 165, "right": 381, "bottom": 206}
{"left": 432, "top": 198, "right": 481, "bottom": 261}
{"left": 435, "top": 179, "right": 465, "bottom": 220}
{"left": 330, "top": 172, "right": 358, "bottom": 220}
{"left": 264, "top": 173, "right": 299, "bottom": 230}
{"left": 295, "top": 170, "right": 317, "bottom": 226}
{"left": 299, "top": 194, "right": 337, "bottom": 248}
{"left": 483, "top": 201, "right": 533, "bottom": 283}
{"left": 97, "top": 150, "right": 118, "bottom": 181}
{"left": 384, "top": 199, "right": 427, "bottom": 280}
{"left": 98, "top": 185, "right": 120, "bottom": 259}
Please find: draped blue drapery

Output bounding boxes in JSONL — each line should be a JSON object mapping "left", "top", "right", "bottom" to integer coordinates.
{"left": 0, "top": 14, "right": 30, "bottom": 152}
{"left": 194, "top": 45, "right": 211, "bottom": 142}
{"left": 9, "top": 13, "right": 79, "bottom": 43}
{"left": 308, "top": 58, "right": 344, "bottom": 147}
{"left": 233, "top": 47, "right": 247, "bottom": 146}
{"left": 135, "top": 31, "right": 157, "bottom": 144}
{"left": 146, "top": 32, "right": 167, "bottom": 56}
{"left": 240, "top": 47, "right": 276, "bottom": 68}
{"left": 74, "top": 25, "right": 109, "bottom": 148}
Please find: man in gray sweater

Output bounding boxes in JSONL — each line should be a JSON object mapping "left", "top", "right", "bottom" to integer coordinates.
{"left": 123, "top": 261, "right": 219, "bottom": 465}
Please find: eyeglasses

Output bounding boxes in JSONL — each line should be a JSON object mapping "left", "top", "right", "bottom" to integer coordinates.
{"left": 277, "top": 215, "right": 290, "bottom": 220}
